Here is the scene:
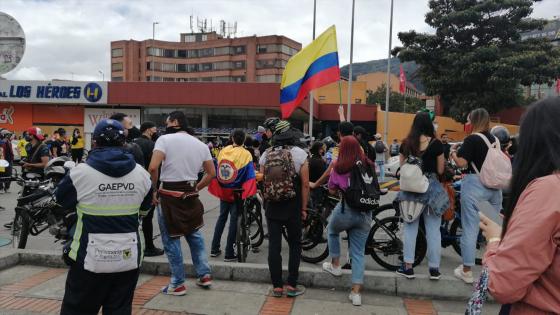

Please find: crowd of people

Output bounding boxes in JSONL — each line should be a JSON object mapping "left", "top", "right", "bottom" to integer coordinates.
{"left": 0, "top": 96, "right": 558, "bottom": 314}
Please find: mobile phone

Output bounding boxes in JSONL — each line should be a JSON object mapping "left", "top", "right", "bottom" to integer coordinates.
{"left": 477, "top": 201, "right": 503, "bottom": 226}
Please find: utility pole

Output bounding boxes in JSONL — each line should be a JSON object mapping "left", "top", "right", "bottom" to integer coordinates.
{"left": 383, "top": 0, "right": 394, "bottom": 144}
{"left": 152, "top": 21, "right": 159, "bottom": 82}
{"left": 347, "top": 0, "right": 356, "bottom": 121}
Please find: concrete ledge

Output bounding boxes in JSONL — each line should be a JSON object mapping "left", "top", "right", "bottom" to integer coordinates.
{"left": 0, "top": 249, "right": 475, "bottom": 300}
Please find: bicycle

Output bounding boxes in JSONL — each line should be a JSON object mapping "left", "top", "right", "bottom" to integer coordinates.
{"left": 293, "top": 186, "right": 427, "bottom": 271}
{"left": 233, "top": 188, "right": 264, "bottom": 263}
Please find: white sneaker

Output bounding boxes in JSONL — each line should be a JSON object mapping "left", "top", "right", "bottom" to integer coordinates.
{"left": 322, "top": 262, "right": 342, "bottom": 277}
{"left": 349, "top": 292, "right": 362, "bottom": 306}
{"left": 454, "top": 265, "right": 474, "bottom": 284}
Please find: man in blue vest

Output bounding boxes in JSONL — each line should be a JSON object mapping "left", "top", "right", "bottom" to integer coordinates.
{"left": 56, "top": 119, "right": 152, "bottom": 315}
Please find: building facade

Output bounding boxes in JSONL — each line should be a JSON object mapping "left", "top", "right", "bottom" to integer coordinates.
{"left": 110, "top": 32, "right": 301, "bottom": 83}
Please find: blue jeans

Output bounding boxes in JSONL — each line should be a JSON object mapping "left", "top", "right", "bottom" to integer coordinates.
{"left": 327, "top": 202, "right": 371, "bottom": 284}
{"left": 376, "top": 161, "right": 385, "bottom": 182}
{"left": 211, "top": 200, "right": 238, "bottom": 258}
{"left": 460, "top": 174, "right": 502, "bottom": 267}
{"left": 403, "top": 209, "right": 441, "bottom": 268}
{"left": 157, "top": 206, "right": 212, "bottom": 286}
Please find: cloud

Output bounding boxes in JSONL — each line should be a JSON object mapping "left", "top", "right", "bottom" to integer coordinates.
{"left": 0, "top": 0, "right": 556, "bottom": 81}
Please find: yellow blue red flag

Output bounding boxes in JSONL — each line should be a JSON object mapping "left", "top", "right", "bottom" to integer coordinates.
{"left": 208, "top": 145, "right": 257, "bottom": 202}
{"left": 280, "top": 25, "right": 340, "bottom": 118}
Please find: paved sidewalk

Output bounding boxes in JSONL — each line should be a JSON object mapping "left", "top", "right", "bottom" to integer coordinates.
{"left": 0, "top": 265, "right": 500, "bottom": 315}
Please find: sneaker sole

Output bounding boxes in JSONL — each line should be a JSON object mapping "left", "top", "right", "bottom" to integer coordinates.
{"left": 196, "top": 282, "right": 212, "bottom": 288}
{"left": 429, "top": 276, "right": 441, "bottom": 280}
{"left": 395, "top": 271, "right": 416, "bottom": 279}
{"left": 223, "top": 259, "right": 237, "bottom": 262}
{"left": 323, "top": 269, "right": 342, "bottom": 277}
{"left": 161, "top": 289, "right": 187, "bottom": 296}
{"left": 454, "top": 272, "right": 474, "bottom": 284}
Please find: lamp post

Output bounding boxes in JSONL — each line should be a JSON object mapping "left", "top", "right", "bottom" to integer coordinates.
{"left": 98, "top": 70, "right": 104, "bottom": 81}
{"left": 152, "top": 21, "right": 159, "bottom": 82}
{"left": 383, "top": 0, "right": 394, "bottom": 144}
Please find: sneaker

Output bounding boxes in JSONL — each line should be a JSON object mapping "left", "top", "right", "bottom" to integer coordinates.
{"left": 322, "top": 262, "right": 342, "bottom": 277}
{"left": 161, "top": 284, "right": 187, "bottom": 296}
{"left": 196, "top": 274, "right": 212, "bottom": 288}
{"left": 224, "top": 255, "right": 237, "bottom": 262}
{"left": 271, "top": 287, "right": 284, "bottom": 298}
{"left": 396, "top": 265, "right": 415, "bottom": 279}
{"left": 144, "top": 247, "right": 164, "bottom": 257}
{"left": 286, "top": 285, "right": 306, "bottom": 297}
{"left": 348, "top": 292, "right": 362, "bottom": 306}
{"left": 210, "top": 250, "right": 222, "bottom": 257}
{"left": 454, "top": 265, "right": 474, "bottom": 284}
{"left": 429, "top": 268, "right": 441, "bottom": 280}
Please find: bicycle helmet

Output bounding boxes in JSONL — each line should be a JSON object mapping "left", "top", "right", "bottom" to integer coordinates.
{"left": 263, "top": 117, "right": 280, "bottom": 132}
{"left": 490, "top": 126, "right": 510, "bottom": 150}
{"left": 92, "top": 119, "right": 125, "bottom": 147}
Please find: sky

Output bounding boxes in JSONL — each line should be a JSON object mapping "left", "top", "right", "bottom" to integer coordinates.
{"left": 1, "top": 0, "right": 558, "bottom": 81}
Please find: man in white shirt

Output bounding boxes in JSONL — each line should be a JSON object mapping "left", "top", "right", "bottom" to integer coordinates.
{"left": 148, "top": 111, "right": 216, "bottom": 296}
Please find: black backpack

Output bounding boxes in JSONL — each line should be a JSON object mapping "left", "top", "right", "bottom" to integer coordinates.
{"left": 343, "top": 161, "right": 380, "bottom": 212}
{"left": 374, "top": 141, "right": 385, "bottom": 154}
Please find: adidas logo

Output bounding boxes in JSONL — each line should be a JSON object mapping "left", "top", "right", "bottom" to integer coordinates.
{"left": 359, "top": 197, "right": 379, "bottom": 205}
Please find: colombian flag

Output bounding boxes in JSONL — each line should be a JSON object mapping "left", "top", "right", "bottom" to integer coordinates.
{"left": 208, "top": 145, "right": 257, "bottom": 203}
{"left": 280, "top": 25, "right": 340, "bottom": 118}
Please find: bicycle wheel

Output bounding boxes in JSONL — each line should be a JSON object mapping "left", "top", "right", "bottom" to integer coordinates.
{"left": 12, "top": 209, "right": 30, "bottom": 249}
{"left": 449, "top": 219, "right": 483, "bottom": 265}
{"left": 449, "top": 219, "right": 462, "bottom": 256}
{"left": 236, "top": 213, "right": 249, "bottom": 263}
{"left": 245, "top": 198, "right": 264, "bottom": 248}
{"left": 373, "top": 202, "right": 399, "bottom": 218}
{"left": 300, "top": 209, "right": 329, "bottom": 264}
{"left": 367, "top": 216, "right": 426, "bottom": 271}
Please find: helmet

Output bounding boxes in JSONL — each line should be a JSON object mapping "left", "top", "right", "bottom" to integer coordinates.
{"left": 27, "top": 127, "right": 45, "bottom": 141}
{"left": 491, "top": 126, "right": 510, "bottom": 150}
{"left": 0, "top": 129, "right": 11, "bottom": 139}
{"left": 322, "top": 136, "right": 335, "bottom": 148}
{"left": 93, "top": 119, "right": 125, "bottom": 147}
{"left": 273, "top": 120, "right": 291, "bottom": 136}
{"left": 263, "top": 117, "right": 280, "bottom": 132}
{"left": 45, "top": 156, "right": 73, "bottom": 182}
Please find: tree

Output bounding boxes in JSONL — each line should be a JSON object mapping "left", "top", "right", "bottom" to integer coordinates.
{"left": 366, "top": 84, "right": 425, "bottom": 113}
{"left": 393, "top": 0, "right": 560, "bottom": 122}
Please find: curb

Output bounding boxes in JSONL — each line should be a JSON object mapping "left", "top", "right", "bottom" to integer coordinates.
{"left": 0, "top": 249, "right": 476, "bottom": 300}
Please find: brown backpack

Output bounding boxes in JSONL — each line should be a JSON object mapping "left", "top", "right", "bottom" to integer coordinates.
{"left": 263, "top": 146, "right": 297, "bottom": 202}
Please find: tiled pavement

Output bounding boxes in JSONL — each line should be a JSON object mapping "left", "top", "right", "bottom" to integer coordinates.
{"left": 0, "top": 265, "right": 501, "bottom": 315}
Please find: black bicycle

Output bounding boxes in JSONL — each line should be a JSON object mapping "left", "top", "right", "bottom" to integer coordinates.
{"left": 233, "top": 189, "right": 264, "bottom": 263}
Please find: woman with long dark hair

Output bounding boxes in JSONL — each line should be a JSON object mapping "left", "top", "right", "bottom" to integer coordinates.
{"left": 396, "top": 112, "right": 449, "bottom": 280}
{"left": 479, "top": 97, "right": 560, "bottom": 314}
{"left": 322, "top": 136, "right": 375, "bottom": 306}
{"left": 450, "top": 108, "right": 502, "bottom": 283}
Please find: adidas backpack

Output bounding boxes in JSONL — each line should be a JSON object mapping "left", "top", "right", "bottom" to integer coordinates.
{"left": 344, "top": 161, "right": 380, "bottom": 211}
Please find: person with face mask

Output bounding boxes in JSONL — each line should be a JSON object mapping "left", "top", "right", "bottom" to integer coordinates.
{"left": 70, "top": 128, "right": 85, "bottom": 163}
{"left": 133, "top": 121, "right": 164, "bottom": 257}
{"left": 110, "top": 113, "right": 145, "bottom": 167}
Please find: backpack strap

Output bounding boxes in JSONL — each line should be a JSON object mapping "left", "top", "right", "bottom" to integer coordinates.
{"left": 473, "top": 133, "right": 500, "bottom": 150}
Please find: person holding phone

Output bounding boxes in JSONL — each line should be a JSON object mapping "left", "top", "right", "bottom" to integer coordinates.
{"left": 479, "top": 97, "right": 560, "bottom": 314}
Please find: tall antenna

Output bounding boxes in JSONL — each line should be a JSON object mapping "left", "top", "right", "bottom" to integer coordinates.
{"left": 189, "top": 15, "right": 194, "bottom": 33}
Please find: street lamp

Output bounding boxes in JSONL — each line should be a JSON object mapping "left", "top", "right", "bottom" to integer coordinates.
{"left": 98, "top": 70, "right": 104, "bottom": 81}
{"left": 152, "top": 21, "right": 159, "bottom": 82}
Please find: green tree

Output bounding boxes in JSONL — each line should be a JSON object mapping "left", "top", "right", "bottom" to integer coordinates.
{"left": 366, "top": 83, "right": 425, "bottom": 113}
{"left": 393, "top": 0, "right": 560, "bottom": 122}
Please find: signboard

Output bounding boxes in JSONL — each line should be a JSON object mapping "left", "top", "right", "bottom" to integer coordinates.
{"left": 84, "top": 107, "right": 141, "bottom": 150}
{"left": 0, "top": 12, "right": 25, "bottom": 75}
{"left": 0, "top": 104, "right": 32, "bottom": 132}
{"left": 0, "top": 80, "right": 107, "bottom": 104}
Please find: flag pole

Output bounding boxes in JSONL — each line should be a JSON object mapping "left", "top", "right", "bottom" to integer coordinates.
{"left": 308, "top": 0, "right": 317, "bottom": 139}
{"left": 347, "top": 0, "right": 355, "bottom": 122}
{"left": 383, "top": 0, "right": 394, "bottom": 144}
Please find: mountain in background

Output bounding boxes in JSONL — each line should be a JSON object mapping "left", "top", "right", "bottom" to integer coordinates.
{"left": 340, "top": 58, "right": 425, "bottom": 93}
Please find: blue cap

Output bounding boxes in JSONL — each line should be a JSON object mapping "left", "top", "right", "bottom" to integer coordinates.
{"left": 93, "top": 119, "right": 125, "bottom": 147}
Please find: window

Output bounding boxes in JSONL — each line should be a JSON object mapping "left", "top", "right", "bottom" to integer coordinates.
{"left": 178, "top": 50, "right": 187, "bottom": 58}
{"left": 199, "top": 48, "right": 213, "bottom": 57}
{"left": 201, "top": 63, "right": 213, "bottom": 71}
{"left": 214, "top": 46, "right": 231, "bottom": 56}
{"left": 163, "top": 77, "right": 175, "bottom": 82}
{"left": 214, "top": 61, "right": 232, "bottom": 70}
{"left": 188, "top": 49, "right": 198, "bottom": 58}
{"left": 233, "top": 61, "right": 245, "bottom": 69}
{"left": 188, "top": 64, "right": 198, "bottom": 72}
{"left": 185, "top": 35, "right": 196, "bottom": 42}
{"left": 257, "top": 45, "right": 268, "bottom": 53}
{"left": 233, "top": 46, "right": 245, "bottom": 55}
{"left": 111, "top": 48, "right": 123, "bottom": 57}
{"left": 161, "top": 63, "right": 176, "bottom": 72}
{"left": 232, "top": 76, "right": 246, "bottom": 82}
{"left": 257, "top": 75, "right": 281, "bottom": 83}
{"left": 163, "top": 49, "right": 175, "bottom": 58}
{"left": 177, "top": 64, "right": 187, "bottom": 72}
{"left": 111, "top": 62, "right": 123, "bottom": 72}
{"left": 201, "top": 77, "right": 213, "bottom": 82}
{"left": 111, "top": 76, "right": 123, "bottom": 82}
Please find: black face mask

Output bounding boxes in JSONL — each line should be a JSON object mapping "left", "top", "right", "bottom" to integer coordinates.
{"left": 165, "top": 126, "right": 183, "bottom": 134}
{"left": 24, "top": 135, "right": 32, "bottom": 142}
{"left": 151, "top": 133, "right": 159, "bottom": 141}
